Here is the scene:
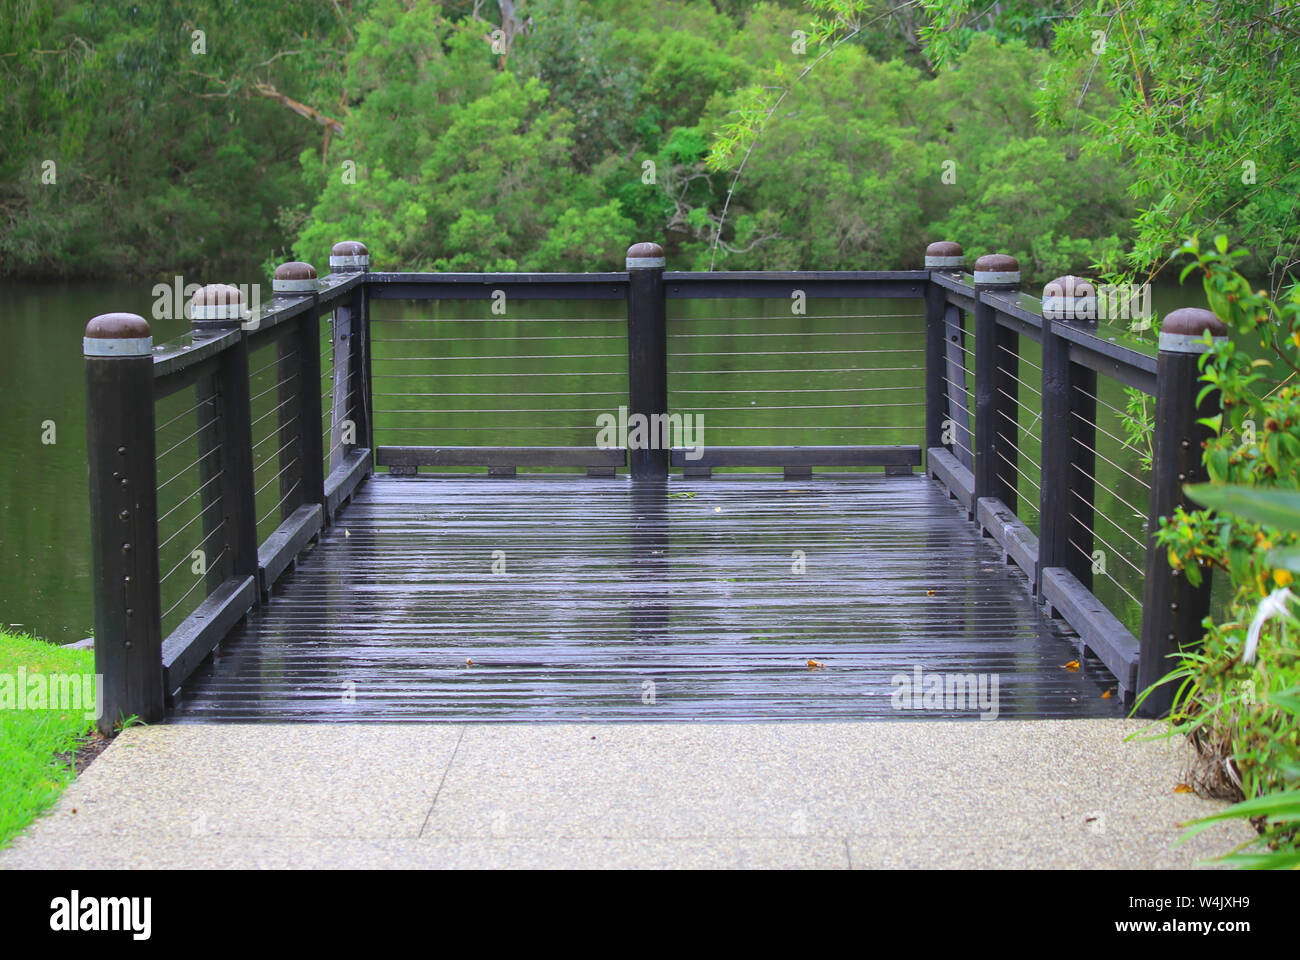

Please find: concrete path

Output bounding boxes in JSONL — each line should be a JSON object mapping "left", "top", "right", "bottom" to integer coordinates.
{"left": 1, "top": 720, "right": 1253, "bottom": 869}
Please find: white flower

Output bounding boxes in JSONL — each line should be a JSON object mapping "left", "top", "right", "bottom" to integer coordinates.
{"left": 1244, "top": 587, "right": 1294, "bottom": 664}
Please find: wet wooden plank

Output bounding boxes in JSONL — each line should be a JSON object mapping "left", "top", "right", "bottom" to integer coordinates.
{"left": 170, "top": 475, "right": 1124, "bottom": 722}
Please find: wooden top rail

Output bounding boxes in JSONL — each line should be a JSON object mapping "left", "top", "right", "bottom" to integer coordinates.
{"left": 932, "top": 267, "right": 1158, "bottom": 395}
{"left": 151, "top": 272, "right": 367, "bottom": 397}
{"left": 365, "top": 269, "right": 930, "bottom": 302}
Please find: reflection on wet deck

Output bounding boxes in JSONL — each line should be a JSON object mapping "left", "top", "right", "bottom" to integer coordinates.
{"left": 171, "top": 475, "right": 1123, "bottom": 721}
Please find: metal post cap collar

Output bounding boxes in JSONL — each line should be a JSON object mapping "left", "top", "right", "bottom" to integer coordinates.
{"left": 973, "top": 253, "right": 1020, "bottom": 287}
{"left": 84, "top": 312, "right": 153, "bottom": 357}
{"left": 1159, "top": 307, "right": 1228, "bottom": 354}
{"left": 273, "top": 261, "right": 319, "bottom": 293}
{"left": 330, "top": 240, "right": 369, "bottom": 270}
{"left": 924, "top": 240, "right": 964, "bottom": 269}
{"left": 188, "top": 283, "right": 249, "bottom": 326}
{"left": 1042, "top": 275, "right": 1097, "bottom": 321}
{"left": 626, "top": 241, "right": 665, "bottom": 270}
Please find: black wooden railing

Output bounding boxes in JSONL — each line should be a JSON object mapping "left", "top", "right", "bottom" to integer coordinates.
{"left": 83, "top": 238, "right": 1224, "bottom": 730}
{"left": 922, "top": 242, "right": 1225, "bottom": 716}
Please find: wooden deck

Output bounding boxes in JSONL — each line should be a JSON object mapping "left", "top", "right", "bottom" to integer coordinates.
{"left": 170, "top": 474, "right": 1124, "bottom": 721}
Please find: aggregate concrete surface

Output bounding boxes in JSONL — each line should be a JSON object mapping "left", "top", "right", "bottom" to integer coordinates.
{"left": 1, "top": 720, "right": 1254, "bottom": 869}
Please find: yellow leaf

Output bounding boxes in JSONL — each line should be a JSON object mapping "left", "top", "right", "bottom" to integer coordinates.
{"left": 1167, "top": 547, "right": 1182, "bottom": 570}
{"left": 1101, "top": 689, "right": 1113, "bottom": 699}
{"left": 926, "top": 589, "right": 937, "bottom": 597}
{"left": 806, "top": 659, "right": 824, "bottom": 670}
{"left": 1063, "top": 660, "right": 1080, "bottom": 672}
{"left": 1174, "top": 783, "right": 1194, "bottom": 794}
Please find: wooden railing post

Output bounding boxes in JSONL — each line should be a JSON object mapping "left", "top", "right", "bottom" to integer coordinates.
{"left": 972, "top": 253, "right": 1021, "bottom": 509}
{"left": 626, "top": 241, "right": 668, "bottom": 480}
{"left": 1037, "top": 276, "right": 1099, "bottom": 594}
{"left": 328, "top": 240, "right": 372, "bottom": 474}
{"left": 187, "top": 285, "right": 260, "bottom": 592}
{"left": 924, "top": 241, "right": 963, "bottom": 453}
{"left": 1136, "top": 307, "right": 1227, "bottom": 716}
{"left": 84, "top": 313, "right": 164, "bottom": 731}
{"left": 272, "top": 262, "right": 326, "bottom": 512}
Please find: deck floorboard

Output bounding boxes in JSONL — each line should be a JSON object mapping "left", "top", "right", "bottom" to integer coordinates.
{"left": 171, "top": 475, "right": 1124, "bottom": 721}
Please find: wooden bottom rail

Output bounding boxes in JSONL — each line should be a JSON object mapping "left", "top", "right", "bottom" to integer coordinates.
{"left": 1041, "top": 567, "right": 1140, "bottom": 696}
{"left": 161, "top": 575, "right": 257, "bottom": 699}
{"left": 927, "top": 451, "right": 1139, "bottom": 701}
{"left": 976, "top": 497, "right": 1038, "bottom": 587}
{"left": 927, "top": 446, "right": 973, "bottom": 512}
{"left": 258, "top": 503, "right": 324, "bottom": 596}
{"left": 325, "top": 447, "right": 372, "bottom": 518}
{"left": 377, "top": 446, "right": 627, "bottom": 473}
{"left": 668, "top": 445, "right": 920, "bottom": 478}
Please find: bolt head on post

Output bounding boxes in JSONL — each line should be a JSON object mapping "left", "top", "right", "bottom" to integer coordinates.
{"left": 1042, "top": 274, "right": 1097, "bottom": 322}
{"left": 84, "top": 313, "right": 153, "bottom": 357}
{"left": 1159, "top": 307, "right": 1229, "bottom": 354}
{"left": 188, "top": 284, "right": 249, "bottom": 335}
{"left": 924, "top": 240, "right": 964, "bottom": 271}
{"left": 626, "top": 241, "right": 665, "bottom": 270}
{"left": 272, "top": 260, "right": 319, "bottom": 294}
{"left": 973, "top": 253, "right": 1020, "bottom": 289}
{"left": 330, "top": 240, "right": 370, "bottom": 274}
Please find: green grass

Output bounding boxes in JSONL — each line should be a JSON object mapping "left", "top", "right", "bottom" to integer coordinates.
{"left": 0, "top": 629, "right": 97, "bottom": 849}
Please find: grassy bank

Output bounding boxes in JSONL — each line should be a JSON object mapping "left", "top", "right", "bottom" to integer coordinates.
{"left": 0, "top": 629, "right": 97, "bottom": 849}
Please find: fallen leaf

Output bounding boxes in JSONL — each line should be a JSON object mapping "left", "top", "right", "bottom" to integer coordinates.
{"left": 1101, "top": 689, "right": 1113, "bottom": 699}
{"left": 1174, "top": 783, "right": 1194, "bottom": 794}
{"left": 926, "top": 589, "right": 937, "bottom": 597}
{"left": 1063, "top": 660, "right": 1080, "bottom": 672}
{"left": 714, "top": 506, "right": 722, "bottom": 513}
{"left": 807, "top": 659, "right": 825, "bottom": 670}
{"left": 465, "top": 658, "right": 474, "bottom": 667}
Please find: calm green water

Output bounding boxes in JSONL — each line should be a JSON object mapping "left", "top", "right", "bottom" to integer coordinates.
{"left": 0, "top": 280, "right": 1208, "bottom": 644}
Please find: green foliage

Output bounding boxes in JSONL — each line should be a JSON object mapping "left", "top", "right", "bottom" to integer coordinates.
{"left": 706, "top": 28, "right": 1128, "bottom": 276}
{"left": 3, "top": 0, "right": 1295, "bottom": 286}
{"left": 1146, "top": 236, "right": 1300, "bottom": 868}
{"left": 0, "top": 0, "right": 365, "bottom": 280}
{"left": 2, "top": 0, "right": 1141, "bottom": 279}
{"left": 512, "top": 0, "right": 641, "bottom": 166}
{"left": 1041, "top": 2, "right": 1300, "bottom": 288}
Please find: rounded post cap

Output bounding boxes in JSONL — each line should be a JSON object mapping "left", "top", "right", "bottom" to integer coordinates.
{"left": 273, "top": 260, "right": 319, "bottom": 293}
{"left": 188, "top": 283, "right": 249, "bottom": 328}
{"left": 330, "top": 240, "right": 370, "bottom": 271}
{"left": 924, "top": 240, "right": 964, "bottom": 269}
{"left": 1041, "top": 274, "right": 1097, "bottom": 321}
{"left": 626, "top": 241, "right": 665, "bottom": 270}
{"left": 1159, "top": 306, "right": 1228, "bottom": 353}
{"left": 84, "top": 312, "right": 153, "bottom": 356}
{"left": 973, "top": 253, "right": 1020, "bottom": 287}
